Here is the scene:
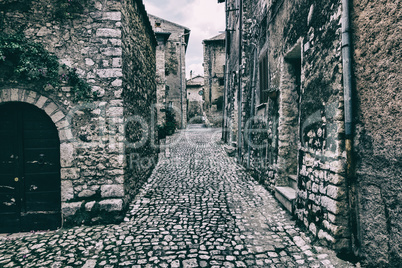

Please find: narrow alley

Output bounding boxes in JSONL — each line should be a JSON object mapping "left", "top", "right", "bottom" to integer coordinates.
{"left": 0, "top": 126, "right": 353, "bottom": 268}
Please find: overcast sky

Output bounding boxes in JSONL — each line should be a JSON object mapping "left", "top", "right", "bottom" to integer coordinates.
{"left": 143, "top": 0, "right": 225, "bottom": 79}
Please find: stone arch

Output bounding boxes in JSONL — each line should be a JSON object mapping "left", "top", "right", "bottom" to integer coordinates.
{"left": 0, "top": 88, "right": 75, "bottom": 191}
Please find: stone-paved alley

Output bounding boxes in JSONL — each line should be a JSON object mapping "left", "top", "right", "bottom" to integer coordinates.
{"left": 0, "top": 126, "right": 354, "bottom": 267}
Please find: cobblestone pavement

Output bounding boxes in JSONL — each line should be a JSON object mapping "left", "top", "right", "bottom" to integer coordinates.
{"left": 0, "top": 126, "right": 355, "bottom": 267}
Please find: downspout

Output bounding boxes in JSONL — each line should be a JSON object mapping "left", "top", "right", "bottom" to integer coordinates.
{"left": 237, "top": 0, "right": 243, "bottom": 162}
{"left": 342, "top": 0, "right": 353, "bottom": 139}
{"left": 342, "top": 0, "right": 359, "bottom": 256}
{"left": 222, "top": 0, "right": 229, "bottom": 142}
{"left": 179, "top": 39, "right": 183, "bottom": 129}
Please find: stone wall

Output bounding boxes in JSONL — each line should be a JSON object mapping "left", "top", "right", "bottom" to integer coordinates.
{"left": 352, "top": 1, "right": 402, "bottom": 266}
{"left": 222, "top": 0, "right": 242, "bottom": 146}
{"left": 203, "top": 34, "right": 225, "bottom": 127}
{"left": 0, "top": 0, "right": 157, "bottom": 227}
{"left": 148, "top": 14, "right": 190, "bottom": 129}
{"left": 121, "top": 0, "right": 158, "bottom": 215}
{"left": 225, "top": 0, "right": 351, "bottom": 253}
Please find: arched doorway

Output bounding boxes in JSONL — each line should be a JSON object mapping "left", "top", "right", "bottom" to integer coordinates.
{"left": 0, "top": 102, "right": 61, "bottom": 233}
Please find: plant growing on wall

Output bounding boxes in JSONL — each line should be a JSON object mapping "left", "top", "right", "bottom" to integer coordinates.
{"left": 0, "top": 0, "right": 31, "bottom": 13}
{"left": 157, "top": 108, "right": 177, "bottom": 139}
{"left": 55, "top": 0, "right": 88, "bottom": 20}
{"left": 0, "top": 33, "right": 95, "bottom": 102}
{"left": 165, "top": 45, "right": 178, "bottom": 76}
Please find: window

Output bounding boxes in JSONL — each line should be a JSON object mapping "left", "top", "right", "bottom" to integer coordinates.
{"left": 218, "top": 77, "right": 224, "bottom": 86}
{"left": 259, "top": 53, "right": 269, "bottom": 103}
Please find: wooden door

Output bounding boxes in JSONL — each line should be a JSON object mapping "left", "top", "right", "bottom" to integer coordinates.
{"left": 0, "top": 102, "right": 61, "bottom": 233}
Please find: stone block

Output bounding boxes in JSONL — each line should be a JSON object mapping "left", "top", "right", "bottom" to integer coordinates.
{"left": 62, "top": 202, "right": 83, "bottom": 217}
{"left": 61, "top": 180, "right": 74, "bottom": 201}
{"left": 329, "top": 160, "right": 345, "bottom": 174}
{"left": 26, "top": 91, "right": 37, "bottom": 103}
{"left": 112, "top": 57, "right": 122, "bottom": 67}
{"left": 106, "top": 106, "right": 124, "bottom": 117}
{"left": 44, "top": 102, "right": 58, "bottom": 115}
{"left": 1, "top": 89, "right": 11, "bottom": 101}
{"left": 61, "top": 168, "right": 79, "bottom": 180}
{"left": 51, "top": 110, "right": 65, "bottom": 123}
{"left": 99, "top": 199, "right": 124, "bottom": 211}
{"left": 327, "top": 173, "right": 345, "bottom": 185}
{"left": 101, "top": 184, "right": 125, "bottom": 198}
{"left": 35, "top": 96, "right": 48, "bottom": 109}
{"left": 78, "top": 189, "right": 97, "bottom": 198}
{"left": 56, "top": 119, "right": 70, "bottom": 130}
{"left": 97, "top": 68, "right": 123, "bottom": 78}
{"left": 326, "top": 185, "right": 346, "bottom": 200}
{"left": 85, "top": 58, "right": 95, "bottom": 66}
{"left": 96, "top": 28, "right": 121, "bottom": 38}
{"left": 321, "top": 196, "right": 340, "bottom": 214}
{"left": 318, "top": 229, "right": 335, "bottom": 243}
{"left": 10, "top": 88, "right": 19, "bottom": 101}
{"left": 111, "top": 79, "right": 123, "bottom": 87}
{"left": 102, "top": 12, "right": 122, "bottom": 21}
{"left": 60, "top": 142, "right": 74, "bottom": 167}
{"left": 85, "top": 201, "right": 96, "bottom": 211}
{"left": 102, "top": 47, "right": 122, "bottom": 56}
{"left": 59, "top": 129, "right": 73, "bottom": 142}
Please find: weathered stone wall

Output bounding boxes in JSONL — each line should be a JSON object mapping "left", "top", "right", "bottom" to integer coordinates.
{"left": 222, "top": 0, "right": 242, "bottom": 146}
{"left": 203, "top": 35, "right": 225, "bottom": 127}
{"left": 352, "top": 1, "right": 402, "bottom": 266}
{"left": 121, "top": 0, "right": 158, "bottom": 216}
{"left": 155, "top": 32, "right": 169, "bottom": 126}
{"left": 231, "top": 0, "right": 351, "bottom": 253}
{"left": 0, "top": 0, "right": 156, "bottom": 227}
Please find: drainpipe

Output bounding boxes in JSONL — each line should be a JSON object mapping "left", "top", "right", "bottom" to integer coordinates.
{"left": 342, "top": 0, "right": 359, "bottom": 256}
{"left": 237, "top": 0, "right": 243, "bottom": 162}
{"left": 342, "top": 0, "right": 353, "bottom": 139}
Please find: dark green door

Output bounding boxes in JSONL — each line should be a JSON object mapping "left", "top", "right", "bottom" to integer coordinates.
{"left": 0, "top": 102, "right": 61, "bottom": 233}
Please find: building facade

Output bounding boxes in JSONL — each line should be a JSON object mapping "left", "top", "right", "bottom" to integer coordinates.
{"left": 148, "top": 14, "right": 190, "bottom": 130}
{"left": 203, "top": 33, "right": 226, "bottom": 127}
{"left": 0, "top": 0, "right": 158, "bottom": 231}
{"left": 219, "top": 0, "right": 401, "bottom": 266}
{"left": 186, "top": 75, "right": 204, "bottom": 123}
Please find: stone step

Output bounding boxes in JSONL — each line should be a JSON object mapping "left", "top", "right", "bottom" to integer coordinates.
{"left": 288, "top": 174, "right": 298, "bottom": 190}
{"left": 274, "top": 186, "right": 296, "bottom": 213}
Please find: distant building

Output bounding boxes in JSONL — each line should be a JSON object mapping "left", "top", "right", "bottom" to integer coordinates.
{"left": 148, "top": 14, "right": 190, "bottom": 129}
{"left": 203, "top": 33, "right": 225, "bottom": 127}
{"left": 186, "top": 74, "right": 204, "bottom": 123}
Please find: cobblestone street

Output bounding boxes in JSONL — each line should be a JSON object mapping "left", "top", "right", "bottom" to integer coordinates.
{"left": 0, "top": 126, "right": 354, "bottom": 267}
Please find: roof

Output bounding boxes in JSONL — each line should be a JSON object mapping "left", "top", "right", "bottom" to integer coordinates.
{"left": 203, "top": 33, "right": 225, "bottom": 43}
{"left": 148, "top": 14, "right": 191, "bottom": 46}
{"left": 186, "top": 75, "right": 204, "bottom": 86}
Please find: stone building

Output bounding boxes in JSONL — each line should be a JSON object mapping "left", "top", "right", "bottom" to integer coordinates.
{"left": 154, "top": 30, "right": 171, "bottom": 127}
{"left": 148, "top": 14, "right": 190, "bottom": 129}
{"left": 0, "top": 0, "right": 158, "bottom": 232}
{"left": 186, "top": 74, "right": 204, "bottom": 123}
{"left": 203, "top": 33, "right": 225, "bottom": 127}
{"left": 219, "top": 0, "right": 401, "bottom": 266}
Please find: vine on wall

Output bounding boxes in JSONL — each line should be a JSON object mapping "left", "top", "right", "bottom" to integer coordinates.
{"left": 0, "top": 33, "right": 95, "bottom": 102}
{"left": 0, "top": 0, "right": 88, "bottom": 21}
{"left": 54, "top": 0, "right": 88, "bottom": 20}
